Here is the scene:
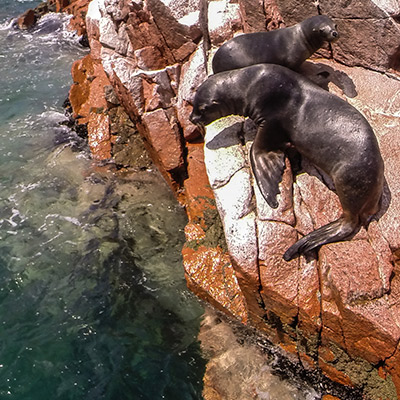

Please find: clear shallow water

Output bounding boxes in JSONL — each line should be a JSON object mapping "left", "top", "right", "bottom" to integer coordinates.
{"left": 0, "top": 5, "right": 205, "bottom": 399}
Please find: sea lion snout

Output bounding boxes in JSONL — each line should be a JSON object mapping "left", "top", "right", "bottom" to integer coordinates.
{"left": 189, "top": 110, "right": 201, "bottom": 125}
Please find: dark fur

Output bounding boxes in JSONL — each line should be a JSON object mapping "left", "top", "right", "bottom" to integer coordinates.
{"left": 190, "top": 64, "right": 384, "bottom": 260}
{"left": 212, "top": 15, "right": 338, "bottom": 74}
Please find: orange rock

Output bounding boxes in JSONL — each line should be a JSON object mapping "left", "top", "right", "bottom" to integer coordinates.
{"left": 385, "top": 348, "right": 400, "bottom": 399}
{"left": 69, "top": 54, "right": 110, "bottom": 123}
{"left": 319, "top": 347, "right": 336, "bottom": 364}
{"left": 184, "top": 143, "right": 214, "bottom": 218}
{"left": 63, "top": 0, "right": 90, "bottom": 36}
{"left": 322, "top": 395, "right": 342, "bottom": 400}
{"left": 183, "top": 245, "right": 247, "bottom": 323}
{"left": 318, "top": 358, "right": 354, "bottom": 387}
{"left": 184, "top": 223, "right": 206, "bottom": 243}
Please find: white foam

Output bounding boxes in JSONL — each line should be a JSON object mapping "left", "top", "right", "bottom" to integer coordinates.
{"left": 0, "top": 18, "right": 15, "bottom": 31}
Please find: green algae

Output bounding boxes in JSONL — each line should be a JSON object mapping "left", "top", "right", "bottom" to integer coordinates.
{"left": 186, "top": 196, "right": 228, "bottom": 252}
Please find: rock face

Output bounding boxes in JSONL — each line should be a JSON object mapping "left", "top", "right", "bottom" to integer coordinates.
{"left": 48, "top": 0, "right": 90, "bottom": 35}
{"left": 54, "top": 0, "right": 400, "bottom": 398}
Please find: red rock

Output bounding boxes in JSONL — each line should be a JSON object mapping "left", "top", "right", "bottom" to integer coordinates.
{"left": 141, "top": 71, "right": 176, "bottom": 112}
{"left": 263, "top": 0, "right": 285, "bottom": 30}
{"left": 56, "top": 0, "right": 70, "bottom": 13}
{"left": 135, "top": 46, "right": 168, "bottom": 70}
{"left": 65, "top": 0, "right": 400, "bottom": 395}
{"left": 176, "top": 100, "right": 203, "bottom": 142}
{"left": 297, "top": 257, "right": 321, "bottom": 334}
{"left": 238, "top": 0, "right": 267, "bottom": 32}
{"left": 146, "top": 0, "right": 195, "bottom": 56}
{"left": 259, "top": 223, "right": 299, "bottom": 324}
{"left": 319, "top": 241, "right": 390, "bottom": 304}
{"left": 294, "top": 168, "right": 342, "bottom": 235}
{"left": 173, "top": 41, "right": 197, "bottom": 63}
{"left": 275, "top": 0, "right": 400, "bottom": 72}
{"left": 141, "top": 108, "right": 184, "bottom": 172}
{"left": 17, "top": 9, "right": 36, "bottom": 29}
{"left": 125, "top": 15, "right": 175, "bottom": 64}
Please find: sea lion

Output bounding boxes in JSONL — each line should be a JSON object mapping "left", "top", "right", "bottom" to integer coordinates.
{"left": 212, "top": 15, "right": 339, "bottom": 74}
{"left": 190, "top": 64, "right": 384, "bottom": 261}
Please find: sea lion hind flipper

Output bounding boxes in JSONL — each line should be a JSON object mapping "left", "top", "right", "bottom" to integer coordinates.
{"left": 283, "top": 217, "right": 359, "bottom": 261}
{"left": 250, "top": 147, "right": 286, "bottom": 209}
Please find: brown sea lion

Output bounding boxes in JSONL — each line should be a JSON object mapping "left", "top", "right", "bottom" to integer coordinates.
{"left": 190, "top": 64, "right": 384, "bottom": 260}
{"left": 212, "top": 15, "right": 339, "bottom": 74}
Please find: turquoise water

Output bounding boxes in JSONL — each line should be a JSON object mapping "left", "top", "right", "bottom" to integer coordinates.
{"left": 0, "top": 4, "right": 205, "bottom": 399}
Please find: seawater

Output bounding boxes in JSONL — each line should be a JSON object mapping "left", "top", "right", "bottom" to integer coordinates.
{"left": 0, "top": 3, "right": 206, "bottom": 399}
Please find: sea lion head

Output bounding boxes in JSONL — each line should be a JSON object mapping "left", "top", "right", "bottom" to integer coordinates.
{"left": 303, "top": 15, "right": 339, "bottom": 43}
{"left": 189, "top": 77, "right": 226, "bottom": 126}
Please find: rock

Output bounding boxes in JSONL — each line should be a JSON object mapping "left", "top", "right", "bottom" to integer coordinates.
{"left": 274, "top": 0, "right": 400, "bottom": 72}
{"left": 208, "top": 0, "right": 243, "bottom": 45}
{"left": 141, "top": 108, "right": 184, "bottom": 173}
{"left": 56, "top": 0, "right": 70, "bottom": 12}
{"left": 176, "top": 46, "right": 207, "bottom": 140}
{"left": 135, "top": 46, "right": 167, "bottom": 70}
{"left": 69, "top": 54, "right": 110, "bottom": 123}
{"left": 87, "top": 111, "right": 112, "bottom": 160}
{"left": 17, "top": 9, "right": 36, "bottom": 29}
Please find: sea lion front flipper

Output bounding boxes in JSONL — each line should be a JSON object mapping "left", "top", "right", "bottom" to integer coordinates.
{"left": 250, "top": 145, "right": 286, "bottom": 209}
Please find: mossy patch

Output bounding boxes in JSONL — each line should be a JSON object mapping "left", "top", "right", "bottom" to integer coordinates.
{"left": 186, "top": 197, "right": 228, "bottom": 252}
{"left": 327, "top": 343, "right": 397, "bottom": 400}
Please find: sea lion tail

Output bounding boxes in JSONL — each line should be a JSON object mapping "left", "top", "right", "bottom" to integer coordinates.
{"left": 283, "top": 217, "right": 359, "bottom": 261}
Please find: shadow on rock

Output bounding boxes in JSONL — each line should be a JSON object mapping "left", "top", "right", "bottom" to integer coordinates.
{"left": 205, "top": 120, "right": 245, "bottom": 150}
{"left": 299, "top": 61, "right": 358, "bottom": 97}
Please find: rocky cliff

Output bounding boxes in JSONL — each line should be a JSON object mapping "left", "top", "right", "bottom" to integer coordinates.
{"left": 21, "top": 1, "right": 400, "bottom": 398}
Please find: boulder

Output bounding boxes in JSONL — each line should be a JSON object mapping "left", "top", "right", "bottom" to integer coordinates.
{"left": 17, "top": 9, "right": 36, "bottom": 29}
